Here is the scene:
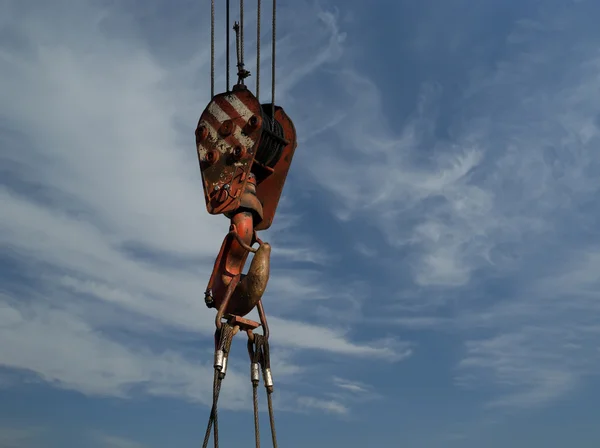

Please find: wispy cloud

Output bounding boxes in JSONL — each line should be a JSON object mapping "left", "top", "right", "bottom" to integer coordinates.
{"left": 91, "top": 432, "right": 146, "bottom": 448}
{"left": 456, "top": 247, "right": 600, "bottom": 408}
{"left": 0, "top": 290, "right": 251, "bottom": 408}
{"left": 332, "top": 377, "right": 372, "bottom": 395}
{"left": 0, "top": 0, "right": 408, "bottom": 415}
{"left": 0, "top": 426, "right": 45, "bottom": 448}
{"left": 3, "top": 0, "right": 600, "bottom": 444}
{"left": 297, "top": 396, "right": 349, "bottom": 416}
{"left": 289, "top": 377, "right": 380, "bottom": 418}
{"left": 291, "top": 0, "right": 600, "bottom": 412}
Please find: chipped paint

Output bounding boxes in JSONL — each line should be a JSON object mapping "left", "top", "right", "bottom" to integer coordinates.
{"left": 195, "top": 87, "right": 264, "bottom": 215}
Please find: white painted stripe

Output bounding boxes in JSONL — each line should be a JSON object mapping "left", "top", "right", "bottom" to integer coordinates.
{"left": 234, "top": 127, "right": 255, "bottom": 150}
{"left": 197, "top": 144, "right": 208, "bottom": 159}
{"left": 210, "top": 100, "right": 256, "bottom": 151}
{"left": 203, "top": 119, "right": 220, "bottom": 141}
{"left": 225, "top": 94, "right": 254, "bottom": 120}
{"left": 208, "top": 101, "right": 231, "bottom": 124}
{"left": 197, "top": 119, "right": 232, "bottom": 156}
{"left": 224, "top": 95, "right": 259, "bottom": 152}
{"left": 198, "top": 93, "right": 261, "bottom": 159}
{"left": 208, "top": 101, "right": 254, "bottom": 149}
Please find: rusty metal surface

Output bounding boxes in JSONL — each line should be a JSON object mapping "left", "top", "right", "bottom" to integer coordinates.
{"left": 205, "top": 211, "right": 254, "bottom": 311}
{"left": 209, "top": 238, "right": 271, "bottom": 319}
{"left": 196, "top": 85, "right": 264, "bottom": 216}
{"left": 254, "top": 105, "right": 297, "bottom": 231}
{"left": 204, "top": 208, "right": 271, "bottom": 320}
{"left": 225, "top": 173, "right": 264, "bottom": 224}
{"left": 196, "top": 86, "right": 297, "bottom": 232}
{"left": 226, "top": 241, "right": 271, "bottom": 317}
{"left": 225, "top": 314, "right": 261, "bottom": 331}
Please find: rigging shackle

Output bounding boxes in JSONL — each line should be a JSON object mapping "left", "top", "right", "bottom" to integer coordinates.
{"left": 210, "top": 0, "right": 277, "bottom": 108}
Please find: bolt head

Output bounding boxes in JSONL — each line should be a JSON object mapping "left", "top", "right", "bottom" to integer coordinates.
{"left": 204, "top": 149, "right": 219, "bottom": 165}
{"left": 219, "top": 120, "right": 234, "bottom": 137}
{"left": 196, "top": 125, "right": 209, "bottom": 142}
{"left": 245, "top": 114, "right": 262, "bottom": 132}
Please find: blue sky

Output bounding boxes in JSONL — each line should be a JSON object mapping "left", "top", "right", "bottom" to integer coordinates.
{"left": 1, "top": 0, "right": 600, "bottom": 446}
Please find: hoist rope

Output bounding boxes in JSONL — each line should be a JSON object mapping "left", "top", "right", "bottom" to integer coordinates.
{"left": 271, "top": 0, "right": 276, "bottom": 117}
{"left": 226, "top": 0, "right": 230, "bottom": 91}
{"left": 210, "top": 0, "right": 215, "bottom": 98}
{"left": 240, "top": 0, "right": 244, "bottom": 67}
{"left": 256, "top": 0, "right": 261, "bottom": 99}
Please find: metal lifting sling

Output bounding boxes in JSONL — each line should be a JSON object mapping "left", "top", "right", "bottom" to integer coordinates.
{"left": 196, "top": 1, "right": 297, "bottom": 447}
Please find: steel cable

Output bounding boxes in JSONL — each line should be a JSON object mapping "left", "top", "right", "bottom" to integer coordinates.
{"left": 211, "top": 0, "right": 215, "bottom": 98}
{"left": 251, "top": 335, "right": 266, "bottom": 448}
{"left": 256, "top": 0, "right": 261, "bottom": 99}
{"left": 271, "top": 0, "right": 276, "bottom": 117}
{"left": 266, "top": 391, "right": 278, "bottom": 448}
{"left": 226, "top": 0, "right": 230, "bottom": 91}
{"left": 201, "top": 324, "right": 235, "bottom": 448}
{"left": 240, "top": 0, "right": 244, "bottom": 67}
{"left": 262, "top": 339, "right": 278, "bottom": 448}
{"left": 252, "top": 382, "right": 261, "bottom": 448}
